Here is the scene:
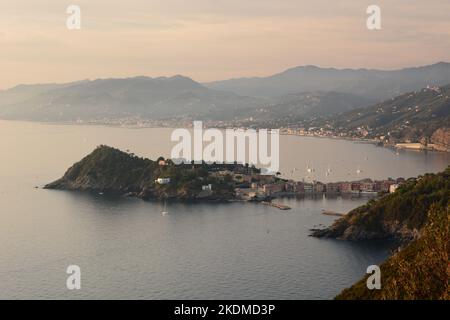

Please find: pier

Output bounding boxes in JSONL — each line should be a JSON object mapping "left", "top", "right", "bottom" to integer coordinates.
{"left": 262, "top": 201, "right": 291, "bottom": 210}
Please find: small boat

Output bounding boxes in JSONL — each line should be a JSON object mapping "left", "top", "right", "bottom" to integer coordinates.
{"left": 161, "top": 200, "right": 168, "bottom": 215}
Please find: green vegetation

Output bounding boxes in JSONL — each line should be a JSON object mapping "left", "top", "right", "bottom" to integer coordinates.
{"left": 313, "top": 167, "right": 450, "bottom": 240}
{"left": 336, "top": 204, "right": 449, "bottom": 300}
{"left": 45, "top": 145, "right": 258, "bottom": 200}
{"left": 312, "top": 166, "right": 449, "bottom": 299}
{"left": 323, "top": 85, "right": 450, "bottom": 144}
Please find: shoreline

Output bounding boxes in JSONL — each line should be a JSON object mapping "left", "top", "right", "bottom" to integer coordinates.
{"left": 1, "top": 118, "right": 447, "bottom": 153}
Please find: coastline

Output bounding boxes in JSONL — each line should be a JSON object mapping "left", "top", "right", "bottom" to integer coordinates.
{"left": 1, "top": 118, "right": 446, "bottom": 153}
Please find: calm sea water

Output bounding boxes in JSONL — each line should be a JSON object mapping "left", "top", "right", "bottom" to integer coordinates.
{"left": 0, "top": 120, "right": 448, "bottom": 299}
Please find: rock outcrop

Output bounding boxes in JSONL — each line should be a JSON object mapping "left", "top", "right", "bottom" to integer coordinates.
{"left": 311, "top": 167, "right": 450, "bottom": 299}
{"left": 45, "top": 145, "right": 238, "bottom": 201}
{"left": 431, "top": 128, "right": 450, "bottom": 152}
{"left": 336, "top": 204, "right": 449, "bottom": 300}
{"left": 312, "top": 167, "right": 449, "bottom": 241}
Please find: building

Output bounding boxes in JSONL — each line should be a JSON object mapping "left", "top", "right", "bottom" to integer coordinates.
{"left": 155, "top": 178, "right": 171, "bottom": 185}
{"left": 284, "top": 182, "right": 295, "bottom": 193}
{"left": 360, "top": 182, "right": 375, "bottom": 192}
{"left": 263, "top": 183, "right": 284, "bottom": 195}
{"left": 389, "top": 184, "right": 399, "bottom": 193}
{"left": 326, "top": 183, "right": 340, "bottom": 193}
{"left": 340, "top": 182, "right": 352, "bottom": 193}
{"left": 294, "top": 182, "right": 305, "bottom": 193}
{"left": 202, "top": 184, "right": 212, "bottom": 191}
{"left": 313, "top": 182, "right": 325, "bottom": 193}
{"left": 373, "top": 180, "right": 395, "bottom": 192}
{"left": 303, "top": 183, "right": 313, "bottom": 193}
{"left": 351, "top": 182, "right": 361, "bottom": 193}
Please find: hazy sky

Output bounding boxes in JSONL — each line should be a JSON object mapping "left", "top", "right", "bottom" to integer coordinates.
{"left": 1, "top": 0, "right": 449, "bottom": 89}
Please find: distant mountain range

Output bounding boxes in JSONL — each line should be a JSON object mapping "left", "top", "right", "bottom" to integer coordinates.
{"left": 0, "top": 76, "right": 259, "bottom": 122}
{"left": 205, "top": 62, "right": 450, "bottom": 100}
{"left": 0, "top": 62, "right": 449, "bottom": 123}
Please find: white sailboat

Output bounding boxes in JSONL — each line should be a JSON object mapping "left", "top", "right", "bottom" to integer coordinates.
{"left": 162, "top": 200, "right": 168, "bottom": 215}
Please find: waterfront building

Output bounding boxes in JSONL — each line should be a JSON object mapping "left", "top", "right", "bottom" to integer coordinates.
{"left": 340, "top": 182, "right": 352, "bottom": 193}
{"left": 303, "top": 183, "right": 313, "bottom": 193}
{"left": 326, "top": 183, "right": 340, "bottom": 193}
{"left": 313, "top": 182, "right": 325, "bottom": 193}
{"left": 263, "top": 183, "right": 285, "bottom": 195}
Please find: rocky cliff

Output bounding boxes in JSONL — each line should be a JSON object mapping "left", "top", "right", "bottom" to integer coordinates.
{"left": 312, "top": 167, "right": 449, "bottom": 241}
{"left": 311, "top": 167, "right": 449, "bottom": 299}
{"left": 431, "top": 128, "right": 450, "bottom": 152}
{"left": 336, "top": 204, "right": 449, "bottom": 300}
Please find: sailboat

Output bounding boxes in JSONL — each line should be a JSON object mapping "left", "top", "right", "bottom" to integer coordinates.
{"left": 325, "top": 166, "right": 331, "bottom": 177}
{"left": 161, "top": 200, "right": 168, "bottom": 215}
{"left": 356, "top": 166, "right": 363, "bottom": 175}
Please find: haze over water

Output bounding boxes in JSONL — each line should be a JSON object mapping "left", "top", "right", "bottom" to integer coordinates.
{"left": 0, "top": 120, "right": 448, "bottom": 299}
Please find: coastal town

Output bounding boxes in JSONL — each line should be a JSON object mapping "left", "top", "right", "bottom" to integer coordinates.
{"left": 154, "top": 159, "right": 405, "bottom": 202}
{"left": 211, "top": 169, "right": 403, "bottom": 201}
{"left": 70, "top": 114, "right": 450, "bottom": 153}
{"left": 46, "top": 145, "right": 410, "bottom": 208}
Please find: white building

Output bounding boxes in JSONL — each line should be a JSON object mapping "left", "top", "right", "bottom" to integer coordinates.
{"left": 202, "top": 184, "right": 212, "bottom": 191}
{"left": 389, "top": 184, "right": 399, "bottom": 193}
{"left": 155, "top": 178, "right": 171, "bottom": 185}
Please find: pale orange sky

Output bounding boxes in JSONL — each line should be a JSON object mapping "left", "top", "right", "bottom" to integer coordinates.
{"left": 1, "top": 0, "right": 449, "bottom": 89}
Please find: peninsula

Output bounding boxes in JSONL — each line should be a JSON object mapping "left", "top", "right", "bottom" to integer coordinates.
{"left": 45, "top": 146, "right": 402, "bottom": 202}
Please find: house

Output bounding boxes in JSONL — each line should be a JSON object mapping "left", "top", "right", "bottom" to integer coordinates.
{"left": 351, "top": 182, "right": 361, "bottom": 193}
{"left": 373, "top": 180, "right": 395, "bottom": 192}
{"left": 202, "top": 184, "right": 212, "bottom": 191}
{"left": 155, "top": 178, "right": 171, "bottom": 185}
{"left": 303, "top": 183, "right": 313, "bottom": 193}
{"left": 263, "top": 183, "right": 284, "bottom": 195}
{"left": 313, "top": 182, "right": 325, "bottom": 193}
{"left": 360, "top": 182, "right": 375, "bottom": 192}
{"left": 326, "top": 183, "right": 340, "bottom": 193}
{"left": 294, "top": 182, "right": 305, "bottom": 193}
{"left": 340, "top": 182, "right": 352, "bottom": 193}
{"left": 389, "top": 184, "right": 399, "bottom": 193}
